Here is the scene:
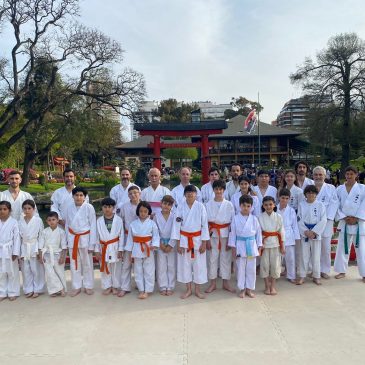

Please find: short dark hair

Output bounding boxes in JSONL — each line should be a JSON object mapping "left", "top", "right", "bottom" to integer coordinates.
{"left": 128, "top": 185, "right": 140, "bottom": 193}
{"left": 212, "top": 180, "right": 226, "bottom": 190}
{"left": 101, "top": 197, "right": 116, "bottom": 207}
{"left": 184, "top": 185, "right": 197, "bottom": 195}
{"left": 304, "top": 185, "right": 318, "bottom": 195}
{"left": 9, "top": 170, "right": 21, "bottom": 177}
{"left": 63, "top": 168, "right": 75, "bottom": 177}
{"left": 0, "top": 201, "right": 11, "bottom": 211}
{"left": 136, "top": 201, "right": 152, "bottom": 216}
{"left": 238, "top": 175, "right": 250, "bottom": 184}
{"left": 295, "top": 161, "right": 309, "bottom": 173}
{"left": 161, "top": 195, "right": 174, "bottom": 205}
{"left": 239, "top": 194, "right": 253, "bottom": 206}
{"left": 72, "top": 186, "right": 88, "bottom": 196}
{"left": 208, "top": 167, "right": 220, "bottom": 176}
{"left": 22, "top": 199, "right": 35, "bottom": 209}
{"left": 230, "top": 163, "right": 242, "bottom": 171}
{"left": 47, "top": 211, "right": 59, "bottom": 219}
{"left": 262, "top": 196, "right": 277, "bottom": 212}
{"left": 279, "top": 188, "right": 291, "bottom": 197}
{"left": 257, "top": 170, "right": 269, "bottom": 177}
{"left": 345, "top": 165, "right": 358, "bottom": 174}
{"left": 120, "top": 167, "right": 132, "bottom": 174}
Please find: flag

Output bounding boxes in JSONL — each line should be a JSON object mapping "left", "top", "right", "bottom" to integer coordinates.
{"left": 243, "top": 109, "right": 257, "bottom": 134}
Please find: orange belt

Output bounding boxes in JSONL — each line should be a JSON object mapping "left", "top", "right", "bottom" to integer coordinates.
{"left": 262, "top": 230, "right": 283, "bottom": 253}
{"left": 133, "top": 236, "right": 152, "bottom": 257}
{"left": 68, "top": 228, "right": 91, "bottom": 270}
{"left": 180, "top": 230, "right": 201, "bottom": 258}
{"left": 100, "top": 237, "right": 119, "bottom": 274}
{"left": 208, "top": 222, "right": 230, "bottom": 250}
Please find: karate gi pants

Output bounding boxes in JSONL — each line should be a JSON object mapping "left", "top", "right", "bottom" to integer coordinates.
{"left": 20, "top": 257, "right": 45, "bottom": 295}
{"left": 260, "top": 247, "right": 281, "bottom": 279}
{"left": 101, "top": 261, "right": 122, "bottom": 290}
{"left": 157, "top": 249, "right": 176, "bottom": 291}
{"left": 299, "top": 239, "right": 321, "bottom": 279}
{"left": 134, "top": 256, "right": 155, "bottom": 293}
{"left": 177, "top": 250, "right": 208, "bottom": 285}
{"left": 0, "top": 259, "right": 20, "bottom": 297}
{"left": 120, "top": 251, "right": 132, "bottom": 292}
{"left": 334, "top": 233, "right": 365, "bottom": 277}
{"left": 69, "top": 248, "right": 94, "bottom": 290}
{"left": 44, "top": 253, "right": 67, "bottom": 295}
{"left": 320, "top": 236, "right": 332, "bottom": 275}
{"left": 236, "top": 256, "right": 256, "bottom": 290}
{"left": 207, "top": 237, "right": 231, "bottom": 280}
{"left": 284, "top": 245, "right": 296, "bottom": 280}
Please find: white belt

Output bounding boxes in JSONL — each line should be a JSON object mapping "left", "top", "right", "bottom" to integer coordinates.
{"left": 1, "top": 241, "right": 14, "bottom": 275}
{"left": 23, "top": 239, "right": 37, "bottom": 260}
{"left": 42, "top": 245, "right": 58, "bottom": 266}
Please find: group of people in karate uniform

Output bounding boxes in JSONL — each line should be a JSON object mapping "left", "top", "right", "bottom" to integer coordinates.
{"left": 0, "top": 160, "right": 364, "bottom": 301}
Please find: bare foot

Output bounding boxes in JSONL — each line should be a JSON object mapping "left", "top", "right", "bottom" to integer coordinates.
{"left": 180, "top": 290, "right": 192, "bottom": 299}
{"left": 238, "top": 290, "right": 245, "bottom": 298}
{"left": 166, "top": 290, "right": 174, "bottom": 296}
{"left": 335, "top": 273, "right": 346, "bottom": 279}
{"left": 0, "top": 296, "right": 7, "bottom": 302}
{"left": 70, "top": 289, "right": 81, "bottom": 297}
{"left": 223, "top": 283, "right": 236, "bottom": 293}
{"left": 321, "top": 273, "right": 330, "bottom": 280}
{"left": 25, "top": 292, "right": 33, "bottom": 298}
{"left": 85, "top": 289, "right": 94, "bottom": 295}
{"left": 160, "top": 290, "right": 167, "bottom": 296}
{"left": 246, "top": 290, "right": 255, "bottom": 298}
{"left": 313, "top": 278, "right": 322, "bottom": 286}
{"left": 50, "top": 293, "right": 57, "bottom": 297}
{"left": 270, "top": 288, "right": 277, "bottom": 295}
{"left": 32, "top": 293, "right": 39, "bottom": 298}
{"left": 288, "top": 279, "right": 297, "bottom": 284}
{"left": 102, "top": 288, "right": 112, "bottom": 295}
{"left": 296, "top": 278, "right": 305, "bottom": 285}
{"left": 281, "top": 270, "right": 287, "bottom": 277}
{"left": 264, "top": 289, "right": 271, "bottom": 295}
{"left": 195, "top": 290, "right": 205, "bottom": 299}
{"left": 60, "top": 290, "right": 66, "bottom": 297}
{"left": 8, "top": 296, "right": 17, "bottom": 301}
{"left": 205, "top": 283, "right": 216, "bottom": 293}
{"left": 112, "top": 288, "right": 119, "bottom": 295}
{"left": 138, "top": 292, "right": 148, "bottom": 299}
{"left": 117, "top": 290, "right": 128, "bottom": 298}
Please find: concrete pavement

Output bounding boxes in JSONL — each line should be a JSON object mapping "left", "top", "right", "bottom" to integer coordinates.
{"left": 1, "top": 266, "right": 365, "bottom": 365}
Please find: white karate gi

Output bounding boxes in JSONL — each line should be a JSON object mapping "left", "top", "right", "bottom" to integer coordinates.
{"left": 297, "top": 200, "right": 327, "bottom": 279}
{"left": 154, "top": 211, "right": 176, "bottom": 291}
{"left": 141, "top": 185, "right": 171, "bottom": 214}
{"left": 205, "top": 199, "right": 235, "bottom": 280}
{"left": 19, "top": 216, "right": 45, "bottom": 294}
{"left": 95, "top": 215, "right": 124, "bottom": 290}
{"left": 287, "top": 185, "right": 304, "bottom": 211}
{"left": 119, "top": 201, "right": 139, "bottom": 291}
{"left": 0, "top": 217, "right": 21, "bottom": 297}
{"left": 39, "top": 227, "right": 67, "bottom": 295}
{"left": 230, "top": 191, "right": 261, "bottom": 216}
{"left": 0, "top": 189, "right": 38, "bottom": 221}
{"left": 297, "top": 177, "right": 314, "bottom": 191}
{"left": 65, "top": 202, "right": 97, "bottom": 290}
{"left": 110, "top": 183, "right": 140, "bottom": 216}
{"left": 125, "top": 218, "right": 160, "bottom": 293}
{"left": 228, "top": 214, "right": 262, "bottom": 290}
{"left": 201, "top": 182, "right": 214, "bottom": 204}
{"left": 316, "top": 183, "right": 339, "bottom": 274}
{"left": 171, "top": 200, "right": 210, "bottom": 285}
{"left": 252, "top": 185, "right": 278, "bottom": 206}
{"left": 258, "top": 212, "right": 285, "bottom": 279}
{"left": 171, "top": 183, "right": 202, "bottom": 207}
{"left": 278, "top": 205, "right": 300, "bottom": 280}
{"left": 334, "top": 183, "right": 365, "bottom": 277}
{"left": 224, "top": 180, "right": 240, "bottom": 201}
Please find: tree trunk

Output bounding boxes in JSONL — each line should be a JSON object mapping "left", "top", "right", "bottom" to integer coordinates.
{"left": 21, "top": 145, "right": 37, "bottom": 187}
{"left": 341, "top": 72, "right": 351, "bottom": 177}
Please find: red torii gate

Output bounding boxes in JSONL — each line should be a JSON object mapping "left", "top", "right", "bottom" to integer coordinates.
{"left": 135, "top": 120, "right": 227, "bottom": 183}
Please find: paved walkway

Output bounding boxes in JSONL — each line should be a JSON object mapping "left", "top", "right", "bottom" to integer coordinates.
{"left": 1, "top": 266, "right": 365, "bottom": 365}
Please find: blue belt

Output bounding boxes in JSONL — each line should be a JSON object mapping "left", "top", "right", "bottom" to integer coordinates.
{"left": 236, "top": 235, "right": 255, "bottom": 258}
{"left": 304, "top": 223, "right": 316, "bottom": 242}
{"left": 161, "top": 237, "right": 170, "bottom": 246}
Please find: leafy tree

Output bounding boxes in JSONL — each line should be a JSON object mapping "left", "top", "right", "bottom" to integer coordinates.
{"left": 154, "top": 99, "right": 198, "bottom": 122}
{"left": 224, "top": 96, "right": 263, "bottom": 119}
{"left": 163, "top": 148, "right": 198, "bottom": 167}
{"left": 290, "top": 32, "right": 365, "bottom": 172}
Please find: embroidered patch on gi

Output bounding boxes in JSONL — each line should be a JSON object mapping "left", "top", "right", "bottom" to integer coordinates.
{"left": 176, "top": 217, "right": 183, "bottom": 222}
{"left": 116, "top": 208, "right": 121, "bottom": 214}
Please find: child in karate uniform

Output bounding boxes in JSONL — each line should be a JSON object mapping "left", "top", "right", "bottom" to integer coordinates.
{"left": 154, "top": 195, "right": 176, "bottom": 295}
{"left": 95, "top": 198, "right": 124, "bottom": 295}
{"left": 259, "top": 196, "right": 285, "bottom": 295}
{"left": 205, "top": 180, "right": 235, "bottom": 294}
{"left": 229, "top": 195, "right": 262, "bottom": 298}
{"left": 125, "top": 201, "right": 160, "bottom": 299}
{"left": 39, "top": 212, "right": 67, "bottom": 297}
{"left": 277, "top": 189, "right": 300, "bottom": 283}
{"left": 19, "top": 199, "right": 45, "bottom": 298}
{"left": 297, "top": 185, "right": 327, "bottom": 285}
{"left": 0, "top": 201, "right": 21, "bottom": 301}
{"left": 231, "top": 176, "right": 260, "bottom": 216}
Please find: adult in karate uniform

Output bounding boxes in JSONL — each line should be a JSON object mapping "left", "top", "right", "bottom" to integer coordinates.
{"left": 200, "top": 167, "right": 220, "bottom": 204}
{"left": 252, "top": 170, "right": 278, "bottom": 206}
{"left": 224, "top": 163, "right": 243, "bottom": 201}
{"left": 334, "top": 166, "right": 365, "bottom": 282}
{"left": 295, "top": 161, "right": 314, "bottom": 191}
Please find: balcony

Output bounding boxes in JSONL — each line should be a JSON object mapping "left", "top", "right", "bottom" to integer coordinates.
{"left": 210, "top": 146, "right": 288, "bottom": 155}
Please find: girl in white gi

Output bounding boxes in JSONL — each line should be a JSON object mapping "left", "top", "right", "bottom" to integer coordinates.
{"left": 95, "top": 198, "right": 124, "bottom": 295}
{"left": 65, "top": 187, "right": 97, "bottom": 297}
{"left": 39, "top": 212, "right": 67, "bottom": 297}
{"left": 228, "top": 195, "right": 262, "bottom": 298}
{"left": 277, "top": 189, "right": 300, "bottom": 283}
{"left": 297, "top": 185, "right": 327, "bottom": 285}
{"left": 125, "top": 201, "right": 160, "bottom": 299}
{"left": 154, "top": 195, "right": 176, "bottom": 295}
{"left": 205, "top": 180, "right": 235, "bottom": 294}
{"left": 231, "top": 176, "right": 260, "bottom": 216}
{"left": 259, "top": 196, "right": 285, "bottom": 295}
{"left": 334, "top": 166, "right": 365, "bottom": 282}
{"left": 279, "top": 169, "right": 304, "bottom": 211}
{"left": 0, "top": 201, "right": 21, "bottom": 301}
{"left": 171, "top": 185, "right": 210, "bottom": 299}
{"left": 118, "top": 185, "right": 141, "bottom": 297}
{"left": 19, "top": 200, "right": 45, "bottom": 298}
{"left": 200, "top": 167, "right": 220, "bottom": 203}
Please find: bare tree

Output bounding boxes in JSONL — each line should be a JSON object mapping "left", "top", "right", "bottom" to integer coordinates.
{"left": 290, "top": 33, "right": 365, "bottom": 172}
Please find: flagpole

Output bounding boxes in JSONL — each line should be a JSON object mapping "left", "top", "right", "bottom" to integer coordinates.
{"left": 257, "top": 92, "right": 261, "bottom": 167}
